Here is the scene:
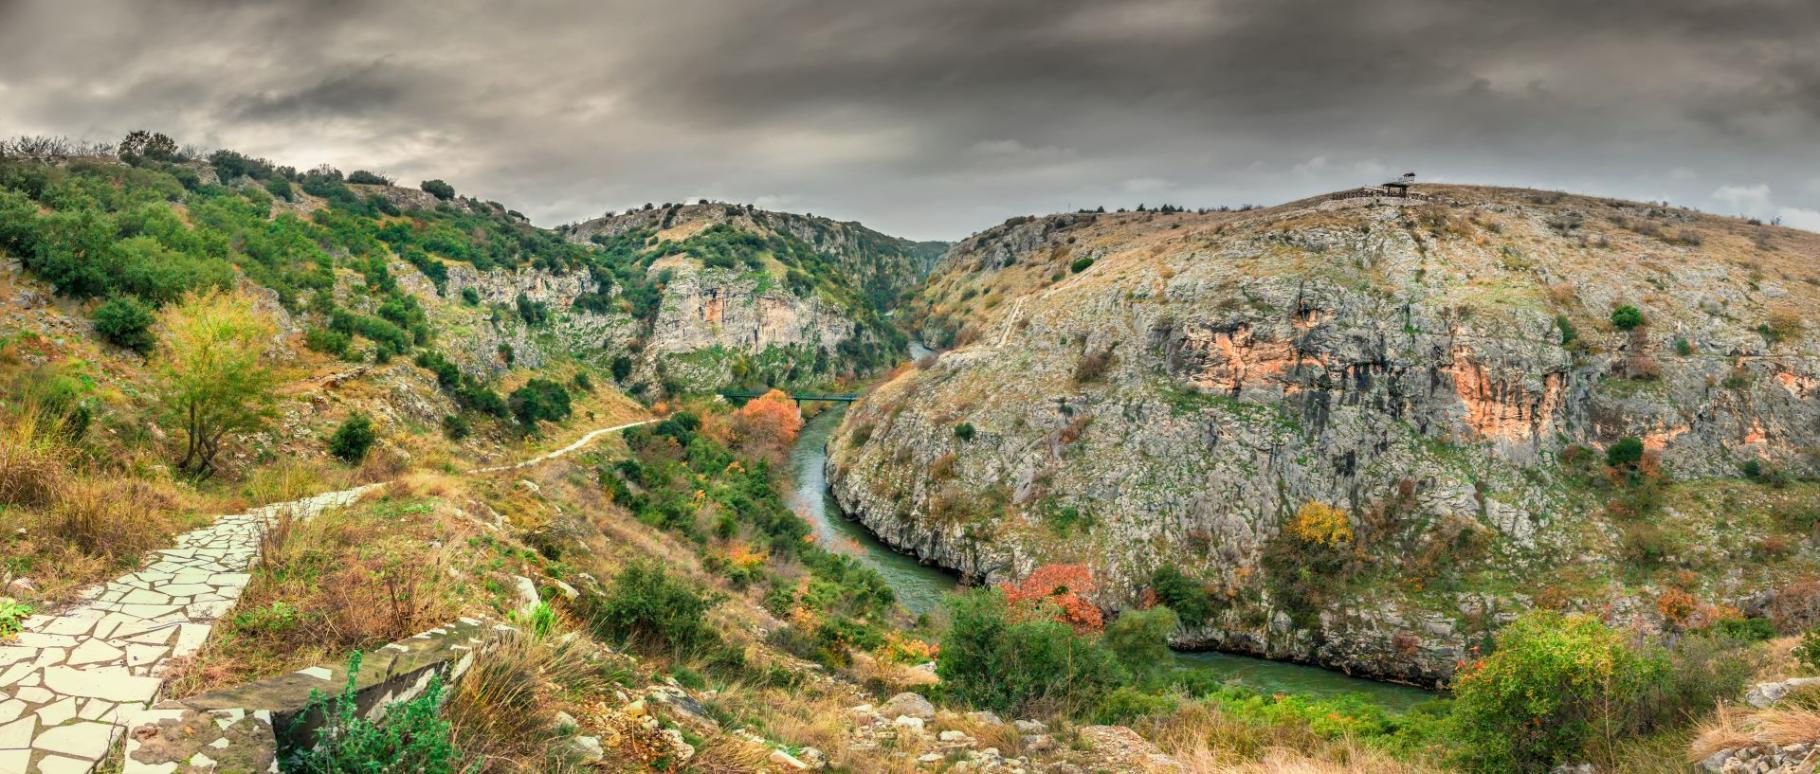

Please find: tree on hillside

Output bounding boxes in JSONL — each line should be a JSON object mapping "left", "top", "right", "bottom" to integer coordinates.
{"left": 93, "top": 296, "right": 156, "bottom": 354}
{"left": 157, "top": 290, "right": 278, "bottom": 478}
{"left": 732, "top": 389, "right": 803, "bottom": 456}
{"left": 421, "top": 179, "right": 456, "bottom": 200}
{"left": 328, "top": 413, "right": 376, "bottom": 464}
{"left": 118, "top": 130, "right": 179, "bottom": 163}
{"left": 509, "top": 378, "right": 572, "bottom": 430}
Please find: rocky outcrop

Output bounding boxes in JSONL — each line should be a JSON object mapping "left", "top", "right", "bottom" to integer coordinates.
{"left": 643, "top": 259, "right": 857, "bottom": 388}
{"left": 390, "top": 260, "right": 637, "bottom": 377}
{"left": 833, "top": 186, "right": 1820, "bottom": 683}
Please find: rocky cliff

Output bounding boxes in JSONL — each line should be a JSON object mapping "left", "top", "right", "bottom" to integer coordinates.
{"left": 830, "top": 186, "right": 1820, "bottom": 683}
{"left": 562, "top": 203, "right": 945, "bottom": 391}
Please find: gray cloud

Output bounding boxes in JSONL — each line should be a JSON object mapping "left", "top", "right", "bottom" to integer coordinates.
{"left": 3, "top": 0, "right": 1818, "bottom": 239}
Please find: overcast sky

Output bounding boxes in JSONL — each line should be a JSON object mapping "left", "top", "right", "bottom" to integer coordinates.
{"left": 3, "top": 0, "right": 1819, "bottom": 240}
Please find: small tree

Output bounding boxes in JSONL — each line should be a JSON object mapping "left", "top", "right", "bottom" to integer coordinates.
{"left": 1104, "top": 606, "right": 1179, "bottom": 683}
{"left": 936, "top": 588, "right": 1121, "bottom": 716}
{"left": 1449, "top": 611, "right": 1665, "bottom": 772}
{"left": 328, "top": 414, "right": 376, "bottom": 464}
{"left": 421, "top": 179, "right": 456, "bottom": 200}
{"left": 586, "top": 560, "right": 720, "bottom": 658}
{"left": 1610, "top": 305, "right": 1645, "bottom": 331}
{"left": 1606, "top": 437, "right": 1645, "bottom": 468}
{"left": 732, "top": 389, "right": 803, "bottom": 459}
{"left": 156, "top": 290, "right": 277, "bottom": 478}
{"left": 508, "top": 378, "right": 572, "bottom": 429}
{"left": 118, "top": 130, "right": 179, "bottom": 163}
{"left": 93, "top": 296, "right": 156, "bottom": 354}
{"left": 1148, "top": 565, "right": 1215, "bottom": 626}
{"left": 953, "top": 422, "right": 976, "bottom": 441}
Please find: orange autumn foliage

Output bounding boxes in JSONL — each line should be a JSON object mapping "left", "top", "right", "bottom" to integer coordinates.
{"left": 1656, "top": 588, "right": 1698, "bottom": 630}
{"left": 733, "top": 389, "right": 803, "bottom": 457}
{"left": 1002, "top": 563, "right": 1104, "bottom": 633}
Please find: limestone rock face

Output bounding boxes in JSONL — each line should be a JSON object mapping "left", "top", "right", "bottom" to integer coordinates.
{"left": 642, "top": 260, "right": 857, "bottom": 387}
{"left": 831, "top": 186, "right": 1820, "bottom": 683}
{"left": 393, "top": 261, "right": 635, "bottom": 378}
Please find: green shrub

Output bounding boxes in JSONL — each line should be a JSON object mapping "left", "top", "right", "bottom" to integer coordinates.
{"left": 586, "top": 560, "right": 720, "bottom": 658}
{"left": 1070, "top": 257, "right": 1094, "bottom": 274}
{"left": 610, "top": 355, "right": 633, "bottom": 382}
{"left": 1103, "top": 606, "right": 1178, "bottom": 684}
{"left": 1448, "top": 611, "right": 1665, "bottom": 773}
{"left": 263, "top": 176, "right": 294, "bottom": 202}
{"left": 420, "top": 179, "right": 455, "bottom": 200}
{"left": 1605, "top": 437, "right": 1644, "bottom": 468}
{"left": 303, "top": 326, "right": 352, "bottom": 358}
{"left": 514, "top": 292, "right": 548, "bottom": 326}
{"left": 0, "top": 599, "right": 33, "bottom": 640}
{"left": 441, "top": 414, "right": 471, "bottom": 441}
{"left": 92, "top": 296, "right": 156, "bottom": 354}
{"left": 1705, "top": 618, "right": 1776, "bottom": 642}
{"left": 1674, "top": 337, "right": 1694, "bottom": 356}
{"left": 232, "top": 601, "right": 300, "bottom": 638}
{"left": 346, "top": 170, "right": 390, "bottom": 185}
{"left": 460, "top": 286, "right": 480, "bottom": 305}
{"left": 1149, "top": 566, "right": 1214, "bottom": 626}
{"left": 1610, "top": 305, "right": 1645, "bottom": 331}
{"left": 953, "top": 422, "right": 976, "bottom": 441}
{"left": 1795, "top": 628, "right": 1820, "bottom": 673}
{"left": 935, "top": 588, "right": 1122, "bottom": 716}
{"left": 1092, "top": 686, "right": 1177, "bottom": 724}
{"left": 1554, "top": 314, "right": 1577, "bottom": 346}
{"left": 287, "top": 652, "right": 461, "bottom": 773}
{"left": 508, "top": 378, "right": 571, "bottom": 429}
{"left": 327, "top": 414, "right": 376, "bottom": 464}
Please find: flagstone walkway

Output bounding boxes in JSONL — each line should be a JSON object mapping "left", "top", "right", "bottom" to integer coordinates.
{"left": 0, "top": 484, "right": 380, "bottom": 774}
{"left": 0, "top": 415, "right": 654, "bottom": 772}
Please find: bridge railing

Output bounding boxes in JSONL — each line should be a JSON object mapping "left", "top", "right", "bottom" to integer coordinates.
{"left": 718, "top": 390, "right": 860, "bottom": 403}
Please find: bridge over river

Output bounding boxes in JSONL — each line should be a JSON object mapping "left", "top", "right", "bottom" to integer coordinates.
{"left": 719, "top": 389, "right": 859, "bottom": 404}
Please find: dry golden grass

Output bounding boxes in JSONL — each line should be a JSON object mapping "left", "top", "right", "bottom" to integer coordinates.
{"left": 0, "top": 406, "right": 65, "bottom": 508}
{"left": 446, "top": 624, "right": 620, "bottom": 773}
{"left": 1690, "top": 702, "right": 1820, "bottom": 763}
{"left": 0, "top": 404, "right": 198, "bottom": 602}
{"left": 163, "top": 491, "right": 482, "bottom": 697}
{"left": 1140, "top": 704, "right": 1449, "bottom": 774}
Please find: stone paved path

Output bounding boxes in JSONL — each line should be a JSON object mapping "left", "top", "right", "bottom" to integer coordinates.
{"left": 0, "top": 416, "right": 653, "bottom": 772}
{"left": 0, "top": 484, "right": 380, "bottom": 773}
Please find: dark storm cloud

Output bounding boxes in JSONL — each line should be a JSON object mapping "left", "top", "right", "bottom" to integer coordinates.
{"left": 3, "top": 0, "right": 1819, "bottom": 238}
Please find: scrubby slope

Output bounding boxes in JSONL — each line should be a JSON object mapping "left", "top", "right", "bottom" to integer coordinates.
{"left": 565, "top": 202, "right": 947, "bottom": 390}
{"left": 832, "top": 185, "right": 1820, "bottom": 682}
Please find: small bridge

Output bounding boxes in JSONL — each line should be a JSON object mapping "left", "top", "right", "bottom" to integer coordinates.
{"left": 719, "top": 389, "right": 860, "bottom": 404}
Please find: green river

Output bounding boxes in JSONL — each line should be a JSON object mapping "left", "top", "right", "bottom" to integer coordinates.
{"left": 787, "top": 403, "right": 1432, "bottom": 711}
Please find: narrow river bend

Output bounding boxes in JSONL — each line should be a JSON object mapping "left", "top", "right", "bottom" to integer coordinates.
{"left": 785, "top": 394, "right": 1432, "bottom": 710}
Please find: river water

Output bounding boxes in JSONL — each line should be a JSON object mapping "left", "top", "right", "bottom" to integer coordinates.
{"left": 785, "top": 361, "right": 1432, "bottom": 709}
{"left": 789, "top": 405, "right": 958, "bottom": 615}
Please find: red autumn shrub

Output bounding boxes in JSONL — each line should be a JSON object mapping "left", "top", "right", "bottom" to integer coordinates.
{"left": 1002, "top": 563, "right": 1104, "bottom": 633}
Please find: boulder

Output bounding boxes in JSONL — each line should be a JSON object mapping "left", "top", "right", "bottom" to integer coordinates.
{"left": 1745, "top": 677, "right": 1820, "bottom": 708}
{"left": 880, "top": 692, "right": 936, "bottom": 720}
